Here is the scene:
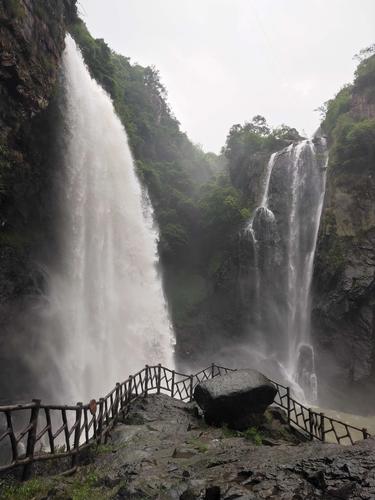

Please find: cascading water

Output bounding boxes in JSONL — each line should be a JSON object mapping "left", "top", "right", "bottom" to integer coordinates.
{"left": 241, "top": 138, "right": 327, "bottom": 402}
{"left": 44, "top": 36, "right": 174, "bottom": 403}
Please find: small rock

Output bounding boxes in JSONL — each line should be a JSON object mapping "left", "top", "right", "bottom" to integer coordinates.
{"left": 168, "top": 464, "right": 179, "bottom": 472}
{"left": 180, "top": 489, "right": 197, "bottom": 500}
{"left": 172, "top": 447, "right": 197, "bottom": 459}
{"left": 236, "top": 470, "right": 253, "bottom": 480}
{"left": 326, "top": 482, "right": 359, "bottom": 499}
{"left": 103, "top": 475, "right": 121, "bottom": 488}
{"left": 205, "top": 486, "right": 221, "bottom": 500}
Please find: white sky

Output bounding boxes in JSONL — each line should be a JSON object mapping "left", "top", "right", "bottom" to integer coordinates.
{"left": 78, "top": 0, "right": 375, "bottom": 153}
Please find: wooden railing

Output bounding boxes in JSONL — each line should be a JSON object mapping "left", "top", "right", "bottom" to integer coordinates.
{"left": 0, "top": 364, "right": 370, "bottom": 480}
{"left": 272, "top": 380, "right": 370, "bottom": 444}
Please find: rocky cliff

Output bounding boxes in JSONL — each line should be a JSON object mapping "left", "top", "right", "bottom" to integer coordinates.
{"left": 0, "top": 0, "right": 77, "bottom": 400}
{"left": 312, "top": 52, "right": 375, "bottom": 413}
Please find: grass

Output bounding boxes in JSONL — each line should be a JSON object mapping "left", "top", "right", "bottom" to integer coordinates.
{"left": 221, "top": 425, "right": 263, "bottom": 445}
{"left": 95, "top": 443, "right": 115, "bottom": 454}
{"left": 0, "top": 469, "right": 107, "bottom": 500}
{"left": 243, "top": 427, "right": 263, "bottom": 445}
{"left": 188, "top": 437, "right": 208, "bottom": 453}
{"left": 1, "top": 478, "right": 49, "bottom": 500}
{"left": 69, "top": 471, "right": 101, "bottom": 500}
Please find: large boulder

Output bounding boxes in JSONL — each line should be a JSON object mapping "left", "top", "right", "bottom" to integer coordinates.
{"left": 194, "top": 369, "right": 277, "bottom": 430}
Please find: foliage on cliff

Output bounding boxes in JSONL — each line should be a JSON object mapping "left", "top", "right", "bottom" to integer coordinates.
{"left": 313, "top": 45, "right": 375, "bottom": 398}
{"left": 224, "top": 115, "right": 301, "bottom": 166}
{"left": 223, "top": 115, "right": 302, "bottom": 203}
{"left": 70, "top": 20, "right": 227, "bottom": 264}
{"left": 321, "top": 47, "right": 375, "bottom": 171}
{"left": 69, "top": 19, "right": 248, "bottom": 344}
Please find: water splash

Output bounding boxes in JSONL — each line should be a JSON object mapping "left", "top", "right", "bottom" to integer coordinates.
{"left": 44, "top": 36, "right": 174, "bottom": 403}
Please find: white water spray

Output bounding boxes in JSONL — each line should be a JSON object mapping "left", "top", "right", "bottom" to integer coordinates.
{"left": 46, "top": 36, "right": 174, "bottom": 403}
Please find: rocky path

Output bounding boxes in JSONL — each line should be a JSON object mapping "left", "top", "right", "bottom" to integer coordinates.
{"left": 1, "top": 395, "right": 374, "bottom": 499}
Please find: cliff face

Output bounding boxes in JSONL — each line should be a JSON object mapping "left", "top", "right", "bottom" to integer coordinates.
{"left": 0, "top": 0, "right": 77, "bottom": 399}
{"left": 312, "top": 53, "right": 375, "bottom": 412}
{"left": 0, "top": 0, "right": 76, "bottom": 144}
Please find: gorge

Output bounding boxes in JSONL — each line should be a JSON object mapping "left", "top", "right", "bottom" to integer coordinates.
{"left": 0, "top": 0, "right": 374, "bottom": 422}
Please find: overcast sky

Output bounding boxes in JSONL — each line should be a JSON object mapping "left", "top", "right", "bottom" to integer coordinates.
{"left": 79, "top": 0, "right": 375, "bottom": 153}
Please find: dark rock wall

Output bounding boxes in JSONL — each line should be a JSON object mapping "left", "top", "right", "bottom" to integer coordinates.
{"left": 0, "top": 0, "right": 76, "bottom": 144}
{"left": 0, "top": 0, "right": 77, "bottom": 401}
{"left": 313, "top": 86, "right": 375, "bottom": 412}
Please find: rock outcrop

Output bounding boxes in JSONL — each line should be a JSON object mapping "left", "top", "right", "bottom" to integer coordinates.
{"left": 312, "top": 53, "right": 375, "bottom": 413}
{"left": 194, "top": 370, "right": 277, "bottom": 429}
{"left": 0, "top": 0, "right": 77, "bottom": 401}
{"left": 0, "top": 0, "right": 77, "bottom": 146}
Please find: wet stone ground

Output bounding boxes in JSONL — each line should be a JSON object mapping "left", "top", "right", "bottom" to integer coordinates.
{"left": 1, "top": 394, "right": 374, "bottom": 499}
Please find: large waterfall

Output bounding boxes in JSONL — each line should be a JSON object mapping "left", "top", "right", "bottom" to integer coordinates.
{"left": 241, "top": 138, "right": 327, "bottom": 401}
{"left": 43, "top": 37, "right": 174, "bottom": 403}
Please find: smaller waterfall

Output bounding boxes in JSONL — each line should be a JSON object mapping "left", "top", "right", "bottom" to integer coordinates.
{"left": 259, "top": 152, "right": 277, "bottom": 208}
{"left": 243, "top": 152, "right": 277, "bottom": 334}
{"left": 241, "top": 138, "right": 327, "bottom": 402}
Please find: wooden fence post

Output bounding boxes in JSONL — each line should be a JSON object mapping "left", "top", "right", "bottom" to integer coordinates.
{"left": 320, "top": 412, "right": 325, "bottom": 442}
{"left": 189, "top": 375, "right": 194, "bottom": 402}
{"left": 171, "top": 370, "right": 175, "bottom": 398}
{"left": 45, "top": 408, "right": 55, "bottom": 454}
{"left": 128, "top": 376, "right": 133, "bottom": 404}
{"left": 144, "top": 365, "right": 149, "bottom": 396}
{"left": 114, "top": 384, "right": 121, "bottom": 422}
{"left": 211, "top": 363, "right": 215, "bottom": 379}
{"left": 97, "top": 398, "right": 104, "bottom": 444}
{"left": 308, "top": 408, "right": 313, "bottom": 440}
{"left": 286, "top": 387, "right": 291, "bottom": 424}
{"left": 22, "top": 399, "right": 41, "bottom": 481}
{"left": 157, "top": 364, "right": 162, "bottom": 394}
{"left": 71, "top": 403, "right": 83, "bottom": 468}
{"left": 363, "top": 428, "right": 368, "bottom": 439}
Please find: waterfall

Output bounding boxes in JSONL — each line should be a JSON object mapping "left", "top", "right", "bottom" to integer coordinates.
{"left": 43, "top": 36, "right": 174, "bottom": 403}
{"left": 242, "top": 138, "right": 327, "bottom": 401}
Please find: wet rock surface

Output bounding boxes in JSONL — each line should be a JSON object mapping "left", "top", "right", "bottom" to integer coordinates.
{"left": 312, "top": 72, "right": 375, "bottom": 414}
{"left": 2, "top": 394, "right": 373, "bottom": 499}
{"left": 0, "top": 0, "right": 77, "bottom": 402}
{"left": 194, "top": 370, "right": 277, "bottom": 429}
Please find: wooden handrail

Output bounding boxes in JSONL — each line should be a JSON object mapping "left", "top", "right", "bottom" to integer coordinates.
{"left": 0, "top": 363, "right": 371, "bottom": 479}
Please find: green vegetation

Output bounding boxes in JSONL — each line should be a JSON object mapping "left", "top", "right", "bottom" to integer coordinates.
{"left": 1, "top": 478, "right": 49, "bottom": 500}
{"left": 70, "top": 471, "right": 101, "bottom": 500}
{"left": 199, "top": 181, "right": 247, "bottom": 238}
{"left": 321, "top": 47, "right": 375, "bottom": 172}
{"left": 224, "top": 115, "right": 302, "bottom": 167}
{"left": 331, "top": 116, "right": 375, "bottom": 170}
{"left": 0, "top": 470, "right": 106, "bottom": 500}
{"left": 319, "top": 85, "right": 352, "bottom": 137}
{"left": 95, "top": 442, "right": 115, "bottom": 454}
{"left": 188, "top": 437, "right": 209, "bottom": 453}
{"left": 3, "top": 0, "right": 26, "bottom": 19}
{"left": 354, "top": 44, "right": 375, "bottom": 95}
{"left": 243, "top": 426, "right": 263, "bottom": 445}
{"left": 221, "top": 425, "right": 263, "bottom": 445}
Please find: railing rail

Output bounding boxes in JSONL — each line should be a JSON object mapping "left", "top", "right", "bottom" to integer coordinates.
{"left": 0, "top": 364, "right": 370, "bottom": 479}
